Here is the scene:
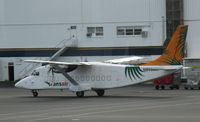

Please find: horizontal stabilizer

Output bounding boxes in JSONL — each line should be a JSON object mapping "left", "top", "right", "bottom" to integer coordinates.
{"left": 140, "top": 65, "right": 186, "bottom": 70}
{"left": 105, "top": 56, "right": 146, "bottom": 64}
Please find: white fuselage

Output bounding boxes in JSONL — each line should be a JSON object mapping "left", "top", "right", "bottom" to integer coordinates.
{"left": 15, "top": 63, "right": 177, "bottom": 92}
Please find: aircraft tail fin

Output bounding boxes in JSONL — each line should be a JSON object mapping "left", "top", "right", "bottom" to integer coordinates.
{"left": 144, "top": 25, "right": 188, "bottom": 66}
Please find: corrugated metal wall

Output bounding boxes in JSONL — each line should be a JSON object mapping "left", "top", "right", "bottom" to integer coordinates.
{"left": 184, "top": 0, "right": 200, "bottom": 58}
{"left": 165, "top": 0, "right": 183, "bottom": 47}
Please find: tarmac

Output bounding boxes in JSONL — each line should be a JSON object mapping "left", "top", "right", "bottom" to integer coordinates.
{"left": 0, "top": 86, "right": 200, "bottom": 122}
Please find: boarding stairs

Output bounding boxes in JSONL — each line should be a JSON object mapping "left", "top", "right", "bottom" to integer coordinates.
{"left": 50, "top": 37, "right": 77, "bottom": 61}
{"left": 19, "top": 37, "right": 78, "bottom": 78}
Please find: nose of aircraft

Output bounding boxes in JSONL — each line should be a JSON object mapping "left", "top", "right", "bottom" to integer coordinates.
{"left": 15, "top": 77, "right": 28, "bottom": 88}
{"left": 15, "top": 80, "right": 23, "bottom": 88}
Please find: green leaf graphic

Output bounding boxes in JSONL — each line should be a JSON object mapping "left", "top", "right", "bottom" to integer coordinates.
{"left": 128, "top": 68, "right": 132, "bottom": 80}
{"left": 125, "top": 66, "right": 144, "bottom": 80}
{"left": 130, "top": 68, "right": 136, "bottom": 80}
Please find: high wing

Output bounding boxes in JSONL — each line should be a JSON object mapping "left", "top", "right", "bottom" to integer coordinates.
{"left": 104, "top": 56, "right": 148, "bottom": 64}
{"left": 25, "top": 60, "right": 185, "bottom": 70}
{"left": 25, "top": 60, "right": 101, "bottom": 66}
{"left": 27, "top": 56, "right": 148, "bottom": 66}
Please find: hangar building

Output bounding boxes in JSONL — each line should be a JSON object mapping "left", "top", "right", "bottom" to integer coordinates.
{"left": 0, "top": 0, "right": 199, "bottom": 81}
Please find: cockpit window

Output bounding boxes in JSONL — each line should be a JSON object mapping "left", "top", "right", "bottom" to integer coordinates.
{"left": 31, "top": 70, "right": 40, "bottom": 76}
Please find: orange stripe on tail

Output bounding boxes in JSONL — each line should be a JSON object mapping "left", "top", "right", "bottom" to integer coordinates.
{"left": 144, "top": 25, "right": 188, "bottom": 66}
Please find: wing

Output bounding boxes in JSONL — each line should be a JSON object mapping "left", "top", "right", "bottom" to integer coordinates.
{"left": 25, "top": 60, "right": 101, "bottom": 66}
{"left": 25, "top": 60, "right": 189, "bottom": 70}
{"left": 26, "top": 56, "right": 147, "bottom": 66}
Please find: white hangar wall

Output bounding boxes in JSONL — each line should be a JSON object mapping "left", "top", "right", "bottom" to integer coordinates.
{"left": 0, "top": 0, "right": 166, "bottom": 81}
{"left": 184, "top": 0, "right": 200, "bottom": 58}
{"left": 0, "top": 0, "right": 166, "bottom": 48}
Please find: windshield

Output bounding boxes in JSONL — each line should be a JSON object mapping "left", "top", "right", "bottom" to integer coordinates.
{"left": 31, "top": 70, "right": 40, "bottom": 76}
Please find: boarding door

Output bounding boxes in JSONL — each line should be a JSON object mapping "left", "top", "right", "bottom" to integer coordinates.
{"left": 8, "top": 62, "right": 14, "bottom": 81}
{"left": 69, "top": 26, "right": 77, "bottom": 39}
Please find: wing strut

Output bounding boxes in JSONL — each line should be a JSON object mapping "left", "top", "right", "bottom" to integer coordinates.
{"left": 53, "top": 65, "right": 79, "bottom": 86}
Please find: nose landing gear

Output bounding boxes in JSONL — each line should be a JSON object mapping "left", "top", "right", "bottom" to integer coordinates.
{"left": 31, "top": 90, "right": 38, "bottom": 97}
{"left": 76, "top": 91, "right": 84, "bottom": 97}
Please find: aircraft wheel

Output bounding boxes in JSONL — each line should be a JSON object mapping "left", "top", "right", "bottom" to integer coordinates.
{"left": 161, "top": 86, "right": 165, "bottom": 90}
{"left": 31, "top": 90, "right": 38, "bottom": 97}
{"left": 32, "top": 92, "right": 38, "bottom": 97}
{"left": 176, "top": 85, "right": 180, "bottom": 90}
{"left": 155, "top": 85, "right": 159, "bottom": 90}
{"left": 95, "top": 90, "right": 105, "bottom": 97}
{"left": 184, "top": 87, "right": 188, "bottom": 90}
{"left": 76, "top": 91, "right": 84, "bottom": 97}
{"left": 170, "top": 86, "right": 174, "bottom": 90}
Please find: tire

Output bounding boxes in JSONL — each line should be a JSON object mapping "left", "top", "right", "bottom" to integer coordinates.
{"left": 161, "top": 86, "right": 165, "bottom": 90}
{"left": 95, "top": 90, "right": 105, "bottom": 97}
{"left": 33, "top": 92, "right": 38, "bottom": 97}
{"left": 76, "top": 91, "right": 84, "bottom": 97}
{"left": 190, "top": 87, "right": 194, "bottom": 90}
{"left": 184, "top": 87, "right": 188, "bottom": 90}
{"left": 155, "top": 85, "right": 159, "bottom": 90}
{"left": 175, "top": 85, "right": 180, "bottom": 90}
{"left": 170, "top": 86, "right": 174, "bottom": 90}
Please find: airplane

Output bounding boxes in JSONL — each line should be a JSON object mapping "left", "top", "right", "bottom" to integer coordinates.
{"left": 15, "top": 25, "right": 188, "bottom": 97}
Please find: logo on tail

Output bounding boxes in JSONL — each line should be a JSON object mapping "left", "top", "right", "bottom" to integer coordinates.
{"left": 125, "top": 25, "right": 188, "bottom": 81}
{"left": 144, "top": 25, "right": 188, "bottom": 66}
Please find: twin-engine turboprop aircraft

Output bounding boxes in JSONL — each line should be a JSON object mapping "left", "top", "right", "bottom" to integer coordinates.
{"left": 15, "top": 25, "right": 188, "bottom": 97}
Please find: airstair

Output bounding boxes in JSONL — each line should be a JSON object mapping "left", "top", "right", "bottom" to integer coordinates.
{"left": 50, "top": 37, "right": 77, "bottom": 61}
{"left": 18, "top": 37, "right": 78, "bottom": 78}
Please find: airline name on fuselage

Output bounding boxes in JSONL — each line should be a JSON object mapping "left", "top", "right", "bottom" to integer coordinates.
{"left": 45, "top": 81, "right": 68, "bottom": 87}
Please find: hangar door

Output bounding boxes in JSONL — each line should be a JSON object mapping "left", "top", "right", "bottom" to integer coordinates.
{"left": 8, "top": 62, "right": 14, "bottom": 81}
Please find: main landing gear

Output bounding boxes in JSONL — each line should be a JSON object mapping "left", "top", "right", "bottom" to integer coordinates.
{"left": 31, "top": 90, "right": 38, "bottom": 97}
{"left": 95, "top": 90, "right": 105, "bottom": 97}
{"left": 76, "top": 90, "right": 105, "bottom": 97}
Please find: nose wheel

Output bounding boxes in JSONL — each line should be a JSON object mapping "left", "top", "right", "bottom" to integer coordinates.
{"left": 76, "top": 91, "right": 84, "bottom": 97}
{"left": 31, "top": 90, "right": 38, "bottom": 97}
